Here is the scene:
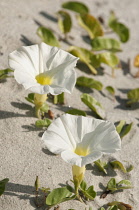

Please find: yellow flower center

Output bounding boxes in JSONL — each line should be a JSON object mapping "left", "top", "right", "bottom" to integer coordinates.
{"left": 35, "top": 73, "right": 53, "bottom": 85}
{"left": 74, "top": 146, "right": 89, "bottom": 156}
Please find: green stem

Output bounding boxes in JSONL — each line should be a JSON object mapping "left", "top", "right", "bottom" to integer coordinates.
{"left": 35, "top": 106, "right": 41, "bottom": 119}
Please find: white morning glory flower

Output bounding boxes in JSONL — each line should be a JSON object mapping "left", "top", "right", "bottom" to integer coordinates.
{"left": 8, "top": 43, "right": 78, "bottom": 95}
{"left": 42, "top": 114, "right": 121, "bottom": 167}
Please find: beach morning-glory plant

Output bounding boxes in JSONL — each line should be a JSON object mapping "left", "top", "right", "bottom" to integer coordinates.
{"left": 9, "top": 43, "right": 78, "bottom": 118}
{"left": 42, "top": 114, "right": 121, "bottom": 198}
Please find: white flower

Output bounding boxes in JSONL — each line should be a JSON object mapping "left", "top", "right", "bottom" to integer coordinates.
{"left": 9, "top": 43, "right": 78, "bottom": 95}
{"left": 42, "top": 114, "right": 121, "bottom": 167}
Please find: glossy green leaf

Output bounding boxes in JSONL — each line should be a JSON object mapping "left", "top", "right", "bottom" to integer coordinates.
{"left": 110, "top": 160, "right": 134, "bottom": 174}
{"left": 76, "top": 76, "right": 103, "bottom": 91}
{"left": 110, "top": 160, "right": 127, "bottom": 173}
{"left": 54, "top": 92, "right": 64, "bottom": 104}
{"left": 40, "top": 103, "right": 49, "bottom": 113}
{"left": 98, "top": 52, "right": 119, "bottom": 68}
{"left": 108, "top": 206, "right": 118, "bottom": 210}
{"left": 91, "top": 37, "right": 121, "bottom": 52}
{"left": 108, "top": 201, "right": 133, "bottom": 210}
{"left": 66, "top": 109, "right": 87, "bottom": 116}
{"left": 35, "top": 118, "right": 51, "bottom": 128}
{"left": 37, "top": 26, "right": 60, "bottom": 47}
{"left": 116, "top": 120, "right": 126, "bottom": 134}
{"left": 127, "top": 88, "right": 139, "bottom": 104}
{"left": 117, "top": 180, "right": 132, "bottom": 190}
{"left": 94, "top": 159, "right": 108, "bottom": 174}
{"left": 0, "top": 178, "right": 9, "bottom": 196}
{"left": 77, "top": 14, "right": 104, "bottom": 39}
{"left": 126, "top": 164, "right": 134, "bottom": 173}
{"left": 66, "top": 184, "right": 74, "bottom": 193}
{"left": 120, "top": 122, "right": 133, "bottom": 139}
{"left": 108, "top": 12, "right": 130, "bottom": 43}
{"left": 62, "top": 1, "right": 89, "bottom": 14}
{"left": 25, "top": 93, "right": 35, "bottom": 104}
{"left": 57, "top": 10, "right": 72, "bottom": 34}
{"left": 107, "top": 178, "right": 117, "bottom": 192}
{"left": 68, "top": 46, "right": 100, "bottom": 74}
{"left": 46, "top": 187, "right": 72, "bottom": 206}
{"left": 0, "top": 68, "right": 13, "bottom": 79}
{"left": 84, "top": 186, "right": 96, "bottom": 200}
{"left": 100, "top": 208, "right": 105, "bottom": 210}
{"left": 81, "top": 93, "right": 105, "bottom": 119}
{"left": 105, "top": 86, "right": 115, "bottom": 95}
{"left": 80, "top": 180, "right": 87, "bottom": 191}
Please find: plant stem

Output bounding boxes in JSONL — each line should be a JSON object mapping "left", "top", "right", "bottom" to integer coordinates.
{"left": 35, "top": 106, "right": 41, "bottom": 119}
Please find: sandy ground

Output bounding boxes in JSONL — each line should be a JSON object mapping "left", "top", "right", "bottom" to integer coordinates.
{"left": 0, "top": 0, "right": 139, "bottom": 209}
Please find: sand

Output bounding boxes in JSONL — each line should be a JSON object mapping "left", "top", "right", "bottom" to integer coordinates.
{"left": 0, "top": 0, "right": 139, "bottom": 209}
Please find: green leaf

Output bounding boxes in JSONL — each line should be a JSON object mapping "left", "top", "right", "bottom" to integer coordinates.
{"left": 0, "top": 178, "right": 9, "bottom": 196}
{"left": 108, "top": 12, "right": 130, "bottom": 43}
{"left": 40, "top": 103, "right": 49, "bottom": 113}
{"left": 57, "top": 10, "right": 72, "bottom": 34}
{"left": 116, "top": 120, "right": 126, "bottom": 134}
{"left": 66, "top": 109, "right": 86, "bottom": 116}
{"left": 66, "top": 184, "right": 75, "bottom": 193}
{"left": 37, "top": 26, "right": 60, "bottom": 47}
{"left": 117, "top": 180, "right": 132, "bottom": 190}
{"left": 108, "top": 206, "right": 118, "bottom": 210}
{"left": 107, "top": 178, "right": 117, "bottom": 192}
{"left": 25, "top": 93, "right": 35, "bottom": 104}
{"left": 0, "top": 68, "right": 13, "bottom": 80}
{"left": 76, "top": 76, "right": 103, "bottom": 91}
{"left": 81, "top": 93, "right": 105, "bottom": 119}
{"left": 94, "top": 159, "right": 108, "bottom": 174}
{"left": 110, "top": 160, "right": 127, "bottom": 173}
{"left": 62, "top": 1, "right": 89, "bottom": 14}
{"left": 54, "top": 92, "right": 65, "bottom": 104}
{"left": 98, "top": 52, "right": 119, "bottom": 68}
{"left": 46, "top": 187, "right": 72, "bottom": 206}
{"left": 100, "top": 208, "right": 105, "bottom": 210}
{"left": 68, "top": 46, "right": 100, "bottom": 74}
{"left": 126, "top": 164, "right": 134, "bottom": 173}
{"left": 105, "top": 86, "right": 115, "bottom": 96}
{"left": 80, "top": 180, "right": 87, "bottom": 191}
{"left": 108, "top": 201, "right": 133, "bottom": 210}
{"left": 35, "top": 118, "right": 51, "bottom": 128}
{"left": 127, "top": 88, "right": 139, "bottom": 104}
{"left": 77, "top": 14, "right": 104, "bottom": 39}
{"left": 91, "top": 37, "right": 121, "bottom": 52}
{"left": 120, "top": 122, "right": 133, "bottom": 139}
{"left": 84, "top": 186, "right": 96, "bottom": 200}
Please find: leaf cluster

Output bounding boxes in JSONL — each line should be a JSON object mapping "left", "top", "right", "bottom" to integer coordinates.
{"left": 36, "top": 1, "right": 130, "bottom": 75}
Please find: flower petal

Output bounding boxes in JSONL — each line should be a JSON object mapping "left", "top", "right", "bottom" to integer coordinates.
{"left": 42, "top": 115, "right": 77, "bottom": 153}
{"left": 9, "top": 43, "right": 78, "bottom": 95}
{"left": 61, "top": 150, "right": 102, "bottom": 167}
{"left": 42, "top": 114, "right": 121, "bottom": 167}
{"left": 9, "top": 45, "right": 40, "bottom": 75}
{"left": 82, "top": 120, "right": 121, "bottom": 153}
{"left": 40, "top": 42, "right": 78, "bottom": 70}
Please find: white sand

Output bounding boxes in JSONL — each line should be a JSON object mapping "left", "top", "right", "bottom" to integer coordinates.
{"left": 0, "top": 0, "right": 139, "bottom": 209}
